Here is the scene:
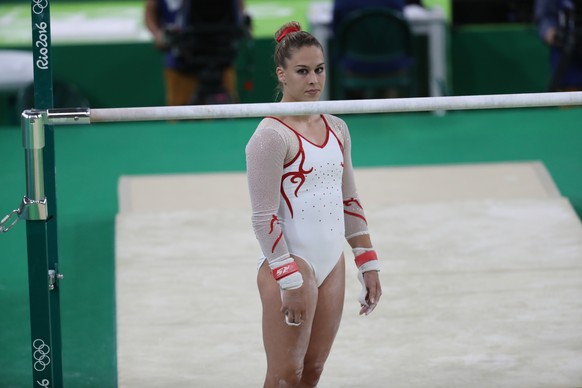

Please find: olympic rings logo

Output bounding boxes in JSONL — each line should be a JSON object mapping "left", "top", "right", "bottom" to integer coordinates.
{"left": 33, "top": 339, "right": 51, "bottom": 372}
{"left": 32, "top": 0, "right": 49, "bottom": 15}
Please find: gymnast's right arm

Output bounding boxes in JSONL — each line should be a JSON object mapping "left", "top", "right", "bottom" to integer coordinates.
{"left": 245, "top": 124, "right": 303, "bottom": 290}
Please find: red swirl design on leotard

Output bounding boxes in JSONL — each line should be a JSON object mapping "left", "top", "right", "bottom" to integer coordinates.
{"left": 343, "top": 198, "right": 368, "bottom": 224}
{"left": 269, "top": 214, "right": 284, "bottom": 253}
{"left": 280, "top": 142, "right": 313, "bottom": 218}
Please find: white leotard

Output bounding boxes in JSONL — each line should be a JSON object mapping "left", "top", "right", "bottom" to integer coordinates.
{"left": 277, "top": 117, "right": 345, "bottom": 286}
{"left": 246, "top": 114, "right": 370, "bottom": 287}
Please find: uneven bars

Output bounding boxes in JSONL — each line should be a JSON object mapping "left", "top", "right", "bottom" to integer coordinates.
{"left": 46, "top": 91, "right": 582, "bottom": 125}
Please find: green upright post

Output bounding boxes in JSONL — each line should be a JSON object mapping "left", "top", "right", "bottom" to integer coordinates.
{"left": 27, "top": 0, "right": 64, "bottom": 386}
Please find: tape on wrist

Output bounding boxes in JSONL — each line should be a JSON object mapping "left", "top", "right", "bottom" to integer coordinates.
{"left": 271, "top": 260, "right": 299, "bottom": 280}
{"left": 354, "top": 250, "right": 380, "bottom": 272}
{"left": 270, "top": 258, "right": 303, "bottom": 290}
{"left": 355, "top": 250, "right": 377, "bottom": 267}
{"left": 279, "top": 272, "right": 303, "bottom": 290}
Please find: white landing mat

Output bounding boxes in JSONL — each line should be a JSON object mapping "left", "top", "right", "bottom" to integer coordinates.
{"left": 115, "top": 162, "right": 582, "bottom": 388}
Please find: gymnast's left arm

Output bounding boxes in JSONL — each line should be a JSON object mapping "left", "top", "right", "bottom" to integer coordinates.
{"left": 341, "top": 123, "right": 382, "bottom": 316}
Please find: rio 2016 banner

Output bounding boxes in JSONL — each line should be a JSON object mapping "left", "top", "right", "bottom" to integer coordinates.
{"left": 32, "top": 0, "right": 53, "bottom": 110}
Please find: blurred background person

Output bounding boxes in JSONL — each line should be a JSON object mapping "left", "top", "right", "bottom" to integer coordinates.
{"left": 332, "top": 0, "right": 406, "bottom": 33}
{"left": 535, "top": 0, "right": 582, "bottom": 91}
{"left": 145, "top": 0, "right": 250, "bottom": 105}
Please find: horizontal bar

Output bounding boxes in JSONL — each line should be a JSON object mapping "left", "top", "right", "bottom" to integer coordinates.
{"left": 86, "top": 92, "right": 582, "bottom": 124}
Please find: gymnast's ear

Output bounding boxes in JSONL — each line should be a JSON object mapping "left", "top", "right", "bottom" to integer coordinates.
{"left": 276, "top": 67, "right": 286, "bottom": 84}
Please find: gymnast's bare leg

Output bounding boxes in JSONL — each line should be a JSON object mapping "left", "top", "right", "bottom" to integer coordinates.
{"left": 258, "top": 255, "right": 345, "bottom": 387}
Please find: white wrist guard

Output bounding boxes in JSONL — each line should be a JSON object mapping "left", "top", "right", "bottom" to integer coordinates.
{"left": 269, "top": 257, "right": 303, "bottom": 290}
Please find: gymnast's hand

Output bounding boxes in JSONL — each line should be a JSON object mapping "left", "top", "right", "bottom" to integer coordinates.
{"left": 359, "top": 270, "right": 382, "bottom": 316}
{"left": 281, "top": 287, "right": 307, "bottom": 326}
{"left": 351, "top": 247, "right": 382, "bottom": 316}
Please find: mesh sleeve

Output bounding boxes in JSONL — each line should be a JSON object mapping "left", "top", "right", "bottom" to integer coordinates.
{"left": 245, "top": 123, "right": 291, "bottom": 263}
{"left": 336, "top": 118, "right": 370, "bottom": 240}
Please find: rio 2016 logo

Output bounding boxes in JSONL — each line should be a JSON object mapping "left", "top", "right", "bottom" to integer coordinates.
{"left": 32, "top": 0, "right": 49, "bottom": 15}
{"left": 37, "top": 379, "right": 50, "bottom": 387}
{"left": 34, "top": 21, "right": 49, "bottom": 70}
{"left": 32, "top": 0, "right": 50, "bottom": 70}
{"left": 33, "top": 339, "right": 51, "bottom": 372}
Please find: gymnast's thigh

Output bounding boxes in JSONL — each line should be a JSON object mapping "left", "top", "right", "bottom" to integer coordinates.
{"left": 257, "top": 258, "right": 318, "bottom": 367}
{"left": 304, "top": 255, "right": 346, "bottom": 364}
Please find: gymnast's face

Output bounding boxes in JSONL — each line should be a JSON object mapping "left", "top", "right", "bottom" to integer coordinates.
{"left": 277, "top": 45, "right": 326, "bottom": 103}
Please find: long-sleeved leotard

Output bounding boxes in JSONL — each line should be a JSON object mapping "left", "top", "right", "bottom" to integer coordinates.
{"left": 246, "top": 114, "right": 369, "bottom": 286}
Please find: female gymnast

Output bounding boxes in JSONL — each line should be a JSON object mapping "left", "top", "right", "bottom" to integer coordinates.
{"left": 245, "top": 21, "right": 382, "bottom": 387}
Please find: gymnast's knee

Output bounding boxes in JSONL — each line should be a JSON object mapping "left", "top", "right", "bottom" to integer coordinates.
{"left": 267, "top": 365, "right": 303, "bottom": 387}
{"left": 300, "top": 361, "right": 325, "bottom": 387}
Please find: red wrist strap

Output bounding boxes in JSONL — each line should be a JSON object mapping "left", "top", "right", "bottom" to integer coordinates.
{"left": 272, "top": 261, "right": 299, "bottom": 281}
{"left": 355, "top": 250, "right": 378, "bottom": 267}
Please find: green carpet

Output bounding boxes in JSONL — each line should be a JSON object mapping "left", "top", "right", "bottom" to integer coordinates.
{"left": 1, "top": 107, "right": 581, "bottom": 387}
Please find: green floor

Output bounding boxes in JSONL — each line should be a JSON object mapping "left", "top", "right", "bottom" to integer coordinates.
{"left": 1, "top": 107, "right": 582, "bottom": 387}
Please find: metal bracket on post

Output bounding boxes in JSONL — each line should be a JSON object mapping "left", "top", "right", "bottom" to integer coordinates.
{"left": 21, "top": 109, "right": 48, "bottom": 221}
{"left": 48, "top": 267, "right": 63, "bottom": 291}
{"left": 46, "top": 108, "right": 91, "bottom": 126}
